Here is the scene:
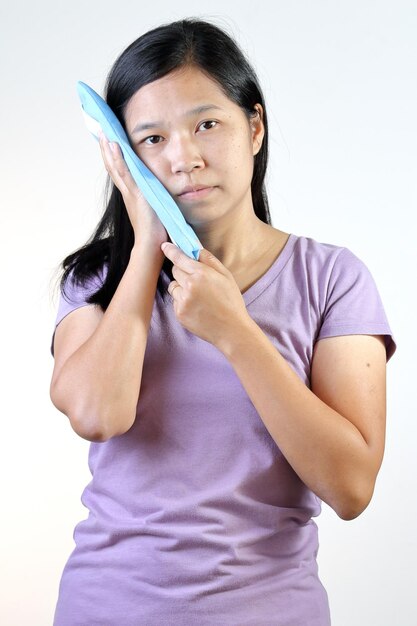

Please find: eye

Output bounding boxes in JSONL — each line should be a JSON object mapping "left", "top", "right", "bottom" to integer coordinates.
{"left": 143, "top": 135, "right": 163, "bottom": 146}
{"left": 140, "top": 120, "right": 217, "bottom": 146}
{"left": 199, "top": 120, "right": 217, "bottom": 132}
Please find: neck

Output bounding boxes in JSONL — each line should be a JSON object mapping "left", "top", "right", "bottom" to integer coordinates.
{"left": 192, "top": 206, "right": 271, "bottom": 272}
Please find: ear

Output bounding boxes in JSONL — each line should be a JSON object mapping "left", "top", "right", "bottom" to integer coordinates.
{"left": 250, "top": 104, "right": 265, "bottom": 156}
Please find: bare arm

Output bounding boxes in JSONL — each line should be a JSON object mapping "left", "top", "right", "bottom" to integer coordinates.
{"left": 50, "top": 131, "right": 170, "bottom": 442}
{"left": 218, "top": 322, "right": 387, "bottom": 521}
{"left": 50, "top": 242, "right": 165, "bottom": 442}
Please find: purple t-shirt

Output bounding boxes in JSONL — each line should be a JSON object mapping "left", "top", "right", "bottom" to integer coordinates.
{"left": 51, "top": 233, "right": 396, "bottom": 626}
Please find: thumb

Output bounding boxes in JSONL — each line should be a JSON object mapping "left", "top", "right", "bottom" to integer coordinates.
{"left": 198, "top": 248, "right": 228, "bottom": 273}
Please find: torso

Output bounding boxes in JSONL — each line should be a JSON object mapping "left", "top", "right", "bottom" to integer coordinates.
{"left": 234, "top": 227, "right": 291, "bottom": 294}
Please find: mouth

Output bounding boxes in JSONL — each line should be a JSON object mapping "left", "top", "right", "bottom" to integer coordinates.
{"left": 178, "top": 186, "right": 217, "bottom": 200}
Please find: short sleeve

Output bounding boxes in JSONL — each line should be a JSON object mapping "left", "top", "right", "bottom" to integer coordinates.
{"left": 316, "top": 248, "right": 397, "bottom": 362}
{"left": 50, "top": 264, "right": 107, "bottom": 357}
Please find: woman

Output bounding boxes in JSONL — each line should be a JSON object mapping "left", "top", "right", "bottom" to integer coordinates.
{"left": 50, "top": 17, "right": 396, "bottom": 626}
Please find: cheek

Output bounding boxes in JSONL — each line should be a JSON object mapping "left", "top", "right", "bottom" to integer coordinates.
{"left": 133, "top": 150, "right": 164, "bottom": 178}
{"left": 220, "top": 138, "right": 254, "bottom": 182}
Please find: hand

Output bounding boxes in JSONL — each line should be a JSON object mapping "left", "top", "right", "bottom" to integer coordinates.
{"left": 161, "top": 242, "right": 252, "bottom": 349}
{"left": 98, "top": 131, "right": 168, "bottom": 249}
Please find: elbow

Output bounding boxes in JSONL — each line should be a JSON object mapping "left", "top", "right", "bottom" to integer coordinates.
{"left": 71, "top": 411, "right": 113, "bottom": 443}
{"left": 50, "top": 382, "right": 134, "bottom": 442}
{"left": 335, "top": 501, "right": 368, "bottom": 521}
{"left": 50, "top": 388, "right": 108, "bottom": 442}
{"left": 71, "top": 420, "right": 109, "bottom": 443}
{"left": 333, "top": 481, "right": 375, "bottom": 521}
{"left": 71, "top": 406, "right": 136, "bottom": 443}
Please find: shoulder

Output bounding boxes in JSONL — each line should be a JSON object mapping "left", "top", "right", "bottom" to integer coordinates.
{"left": 293, "top": 235, "right": 397, "bottom": 361}
{"left": 292, "top": 233, "right": 385, "bottom": 302}
{"left": 61, "top": 260, "right": 109, "bottom": 304}
{"left": 292, "top": 233, "right": 356, "bottom": 267}
{"left": 290, "top": 233, "right": 370, "bottom": 292}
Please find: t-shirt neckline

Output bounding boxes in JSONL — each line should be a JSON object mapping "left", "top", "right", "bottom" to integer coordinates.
{"left": 160, "top": 232, "right": 298, "bottom": 306}
{"left": 241, "top": 232, "right": 297, "bottom": 306}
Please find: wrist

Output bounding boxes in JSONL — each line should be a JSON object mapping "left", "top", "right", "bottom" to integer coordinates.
{"left": 130, "top": 240, "right": 165, "bottom": 267}
{"left": 217, "top": 315, "right": 258, "bottom": 360}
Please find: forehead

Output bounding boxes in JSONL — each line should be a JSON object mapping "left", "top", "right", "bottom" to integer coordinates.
{"left": 124, "top": 66, "right": 241, "bottom": 128}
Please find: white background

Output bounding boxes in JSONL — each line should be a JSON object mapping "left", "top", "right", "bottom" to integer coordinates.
{"left": 1, "top": 1, "right": 416, "bottom": 624}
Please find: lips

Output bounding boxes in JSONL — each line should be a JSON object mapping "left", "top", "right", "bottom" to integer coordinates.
{"left": 178, "top": 186, "right": 216, "bottom": 200}
{"left": 179, "top": 184, "right": 212, "bottom": 195}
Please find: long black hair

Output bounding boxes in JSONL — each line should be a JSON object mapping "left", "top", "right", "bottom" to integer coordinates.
{"left": 53, "top": 17, "right": 272, "bottom": 309}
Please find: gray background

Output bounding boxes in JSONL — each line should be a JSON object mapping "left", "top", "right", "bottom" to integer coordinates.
{"left": 1, "top": 1, "right": 415, "bottom": 624}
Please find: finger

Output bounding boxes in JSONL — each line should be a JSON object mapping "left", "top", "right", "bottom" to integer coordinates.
{"left": 167, "top": 280, "right": 180, "bottom": 298}
{"left": 161, "top": 242, "right": 199, "bottom": 273}
{"left": 171, "top": 265, "right": 189, "bottom": 285}
{"left": 98, "top": 131, "right": 111, "bottom": 168}
{"left": 98, "top": 134, "right": 135, "bottom": 197}
{"left": 98, "top": 132, "right": 117, "bottom": 176}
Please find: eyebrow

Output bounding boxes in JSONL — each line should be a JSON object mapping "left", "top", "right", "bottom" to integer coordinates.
{"left": 130, "top": 104, "right": 224, "bottom": 134}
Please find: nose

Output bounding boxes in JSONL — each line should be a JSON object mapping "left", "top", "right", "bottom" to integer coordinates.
{"left": 168, "top": 134, "right": 205, "bottom": 174}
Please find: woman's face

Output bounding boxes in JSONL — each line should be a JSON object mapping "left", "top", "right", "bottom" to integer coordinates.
{"left": 124, "top": 65, "right": 264, "bottom": 227}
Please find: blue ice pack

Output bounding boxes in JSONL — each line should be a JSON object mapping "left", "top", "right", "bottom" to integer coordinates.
{"left": 77, "top": 81, "right": 203, "bottom": 261}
